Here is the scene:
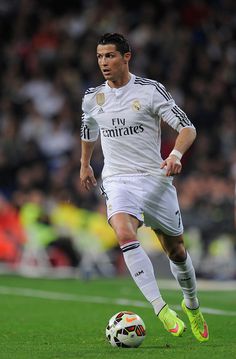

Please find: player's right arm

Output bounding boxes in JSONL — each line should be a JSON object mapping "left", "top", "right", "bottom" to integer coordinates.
{"left": 80, "top": 94, "right": 99, "bottom": 190}
{"left": 80, "top": 140, "right": 97, "bottom": 190}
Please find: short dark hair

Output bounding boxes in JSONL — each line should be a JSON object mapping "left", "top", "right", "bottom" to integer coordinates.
{"left": 97, "top": 33, "right": 131, "bottom": 55}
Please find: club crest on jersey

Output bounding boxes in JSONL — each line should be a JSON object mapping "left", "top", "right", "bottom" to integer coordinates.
{"left": 132, "top": 100, "right": 141, "bottom": 111}
{"left": 96, "top": 92, "right": 105, "bottom": 106}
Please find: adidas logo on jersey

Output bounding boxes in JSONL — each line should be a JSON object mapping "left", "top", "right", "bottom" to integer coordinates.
{"left": 98, "top": 107, "right": 104, "bottom": 113}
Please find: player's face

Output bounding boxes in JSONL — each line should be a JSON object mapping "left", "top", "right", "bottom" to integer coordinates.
{"left": 97, "top": 44, "right": 130, "bottom": 82}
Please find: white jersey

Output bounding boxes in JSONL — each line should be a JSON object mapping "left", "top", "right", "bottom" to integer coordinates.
{"left": 81, "top": 73, "right": 195, "bottom": 179}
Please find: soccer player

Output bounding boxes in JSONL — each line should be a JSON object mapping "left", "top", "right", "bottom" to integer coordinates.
{"left": 80, "top": 33, "right": 209, "bottom": 342}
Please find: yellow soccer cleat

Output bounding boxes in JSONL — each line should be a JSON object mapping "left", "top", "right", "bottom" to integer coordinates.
{"left": 158, "top": 304, "right": 186, "bottom": 337}
{"left": 181, "top": 300, "right": 209, "bottom": 342}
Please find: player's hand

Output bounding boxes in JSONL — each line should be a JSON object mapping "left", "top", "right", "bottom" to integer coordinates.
{"left": 160, "top": 155, "right": 182, "bottom": 176}
{"left": 80, "top": 164, "right": 97, "bottom": 190}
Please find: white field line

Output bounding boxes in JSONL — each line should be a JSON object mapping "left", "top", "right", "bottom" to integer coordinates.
{"left": 158, "top": 279, "right": 236, "bottom": 291}
{"left": 0, "top": 286, "right": 235, "bottom": 317}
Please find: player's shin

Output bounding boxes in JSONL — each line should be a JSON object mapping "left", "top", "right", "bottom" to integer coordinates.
{"left": 120, "top": 241, "right": 165, "bottom": 314}
{"left": 169, "top": 252, "right": 199, "bottom": 309}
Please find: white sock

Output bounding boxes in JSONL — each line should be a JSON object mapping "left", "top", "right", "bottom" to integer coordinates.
{"left": 121, "top": 241, "right": 166, "bottom": 315}
{"left": 169, "top": 252, "right": 199, "bottom": 309}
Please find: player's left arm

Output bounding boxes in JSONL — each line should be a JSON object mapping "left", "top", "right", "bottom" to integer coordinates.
{"left": 160, "top": 127, "right": 196, "bottom": 176}
{"left": 151, "top": 83, "right": 196, "bottom": 176}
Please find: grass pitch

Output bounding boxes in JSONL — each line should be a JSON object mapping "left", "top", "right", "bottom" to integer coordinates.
{"left": 0, "top": 274, "right": 236, "bottom": 359}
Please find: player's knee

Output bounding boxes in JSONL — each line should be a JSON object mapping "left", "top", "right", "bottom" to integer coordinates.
{"left": 115, "top": 227, "right": 137, "bottom": 246}
{"left": 168, "top": 245, "right": 186, "bottom": 262}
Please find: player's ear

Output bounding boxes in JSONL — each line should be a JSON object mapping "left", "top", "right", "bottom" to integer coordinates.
{"left": 124, "top": 52, "right": 131, "bottom": 64}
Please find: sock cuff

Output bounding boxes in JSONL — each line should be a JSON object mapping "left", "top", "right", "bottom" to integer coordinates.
{"left": 120, "top": 241, "right": 140, "bottom": 253}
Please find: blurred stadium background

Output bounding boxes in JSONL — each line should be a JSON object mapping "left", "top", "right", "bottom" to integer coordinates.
{"left": 0, "top": 0, "right": 235, "bottom": 280}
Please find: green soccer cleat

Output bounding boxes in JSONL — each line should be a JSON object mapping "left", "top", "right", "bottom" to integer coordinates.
{"left": 158, "top": 304, "right": 186, "bottom": 337}
{"left": 181, "top": 300, "right": 209, "bottom": 342}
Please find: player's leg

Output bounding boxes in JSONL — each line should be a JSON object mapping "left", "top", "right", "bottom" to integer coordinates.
{"left": 155, "top": 232, "right": 199, "bottom": 309}
{"left": 110, "top": 213, "right": 185, "bottom": 337}
{"left": 103, "top": 176, "right": 185, "bottom": 337}
{"left": 155, "top": 231, "right": 209, "bottom": 342}
{"left": 110, "top": 213, "right": 165, "bottom": 314}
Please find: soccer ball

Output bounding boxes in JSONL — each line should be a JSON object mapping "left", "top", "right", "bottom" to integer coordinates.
{"left": 105, "top": 311, "right": 146, "bottom": 348}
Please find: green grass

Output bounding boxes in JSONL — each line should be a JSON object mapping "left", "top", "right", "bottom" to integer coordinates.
{"left": 0, "top": 275, "right": 236, "bottom": 359}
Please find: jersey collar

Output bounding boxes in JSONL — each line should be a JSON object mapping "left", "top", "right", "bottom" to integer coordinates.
{"left": 105, "top": 73, "right": 135, "bottom": 93}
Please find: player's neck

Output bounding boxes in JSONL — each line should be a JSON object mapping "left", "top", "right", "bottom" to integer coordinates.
{"left": 107, "top": 72, "right": 131, "bottom": 89}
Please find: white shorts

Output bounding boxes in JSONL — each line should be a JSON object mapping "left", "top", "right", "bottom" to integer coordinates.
{"left": 101, "top": 174, "right": 184, "bottom": 236}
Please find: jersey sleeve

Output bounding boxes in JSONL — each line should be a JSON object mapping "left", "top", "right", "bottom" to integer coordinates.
{"left": 80, "top": 96, "right": 99, "bottom": 142}
{"left": 151, "top": 82, "right": 195, "bottom": 132}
